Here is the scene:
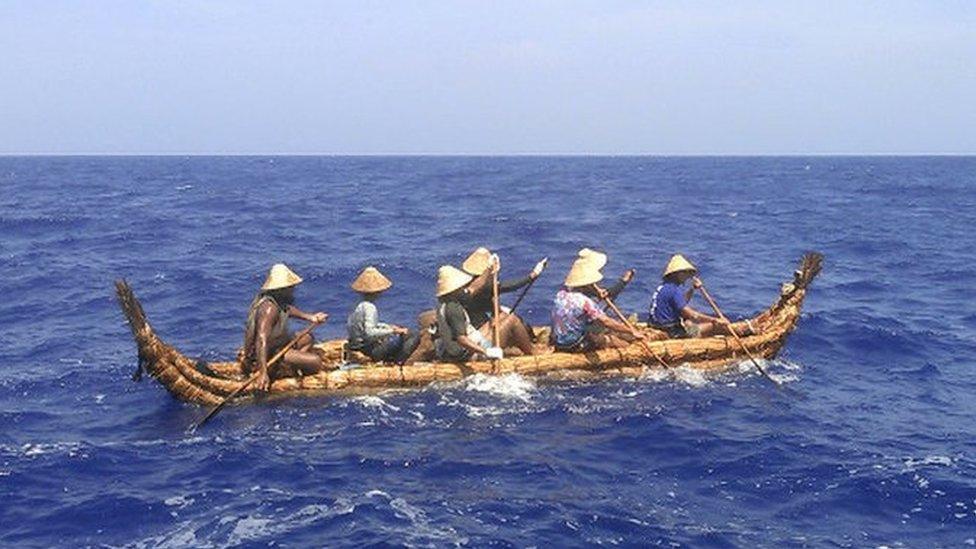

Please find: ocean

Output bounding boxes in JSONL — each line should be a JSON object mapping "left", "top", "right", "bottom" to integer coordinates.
{"left": 1, "top": 156, "right": 974, "bottom": 547}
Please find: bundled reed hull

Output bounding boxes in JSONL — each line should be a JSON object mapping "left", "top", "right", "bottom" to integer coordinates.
{"left": 116, "top": 254, "right": 822, "bottom": 406}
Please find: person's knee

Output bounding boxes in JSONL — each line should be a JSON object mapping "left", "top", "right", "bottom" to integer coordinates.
{"left": 500, "top": 314, "right": 523, "bottom": 332}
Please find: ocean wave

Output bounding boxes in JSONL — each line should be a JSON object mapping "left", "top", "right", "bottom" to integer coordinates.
{"left": 126, "top": 490, "right": 466, "bottom": 549}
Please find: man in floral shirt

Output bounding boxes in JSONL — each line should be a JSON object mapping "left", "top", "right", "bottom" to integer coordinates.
{"left": 550, "top": 252, "right": 641, "bottom": 352}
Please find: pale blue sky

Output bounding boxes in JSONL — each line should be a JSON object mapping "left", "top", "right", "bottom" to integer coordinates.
{"left": 1, "top": 1, "right": 974, "bottom": 154}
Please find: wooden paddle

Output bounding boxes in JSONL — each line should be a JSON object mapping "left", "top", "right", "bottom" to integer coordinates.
{"left": 602, "top": 296, "right": 670, "bottom": 370}
{"left": 192, "top": 320, "right": 323, "bottom": 430}
{"left": 695, "top": 280, "right": 779, "bottom": 386}
{"left": 509, "top": 258, "right": 547, "bottom": 314}
{"left": 491, "top": 268, "right": 501, "bottom": 348}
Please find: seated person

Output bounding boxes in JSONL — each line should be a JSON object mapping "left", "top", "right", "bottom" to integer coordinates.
{"left": 550, "top": 254, "right": 640, "bottom": 352}
{"left": 433, "top": 264, "right": 536, "bottom": 362}
{"left": 346, "top": 266, "right": 420, "bottom": 363}
{"left": 648, "top": 254, "right": 752, "bottom": 338}
{"left": 242, "top": 263, "right": 331, "bottom": 391}
{"left": 577, "top": 248, "right": 635, "bottom": 301}
{"left": 460, "top": 246, "right": 546, "bottom": 328}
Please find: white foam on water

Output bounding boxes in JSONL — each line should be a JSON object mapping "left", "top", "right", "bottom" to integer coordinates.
{"left": 130, "top": 522, "right": 202, "bottom": 549}
{"left": 425, "top": 374, "right": 539, "bottom": 418}
{"left": 225, "top": 501, "right": 358, "bottom": 546}
{"left": 913, "top": 473, "right": 930, "bottom": 489}
{"left": 732, "top": 358, "right": 801, "bottom": 385}
{"left": 16, "top": 441, "right": 85, "bottom": 458}
{"left": 380, "top": 492, "right": 468, "bottom": 545}
{"left": 463, "top": 373, "right": 536, "bottom": 401}
{"left": 903, "top": 455, "right": 955, "bottom": 471}
{"left": 351, "top": 395, "right": 401, "bottom": 416}
{"left": 777, "top": 359, "right": 804, "bottom": 372}
{"left": 458, "top": 402, "right": 519, "bottom": 418}
{"left": 164, "top": 495, "right": 194, "bottom": 509}
{"left": 227, "top": 516, "right": 273, "bottom": 545}
{"left": 769, "top": 372, "right": 799, "bottom": 384}
{"left": 210, "top": 491, "right": 463, "bottom": 547}
{"left": 639, "top": 368, "right": 670, "bottom": 383}
{"left": 672, "top": 365, "right": 709, "bottom": 387}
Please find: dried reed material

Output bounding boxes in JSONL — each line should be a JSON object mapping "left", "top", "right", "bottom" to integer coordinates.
{"left": 116, "top": 253, "right": 822, "bottom": 406}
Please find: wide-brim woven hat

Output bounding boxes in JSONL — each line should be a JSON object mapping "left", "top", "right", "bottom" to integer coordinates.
{"left": 564, "top": 257, "right": 604, "bottom": 288}
{"left": 461, "top": 247, "right": 492, "bottom": 276}
{"left": 577, "top": 248, "right": 608, "bottom": 270}
{"left": 261, "top": 263, "right": 303, "bottom": 291}
{"left": 436, "top": 265, "right": 474, "bottom": 297}
{"left": 663, "top": 254, "right": 697, "bottom": 277}
{"left": 351, "top": 266, "right": 392, "bottom": 293}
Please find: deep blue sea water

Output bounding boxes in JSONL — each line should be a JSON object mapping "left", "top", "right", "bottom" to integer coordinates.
{"left": 1, "top": 156, "right": 975, "bottom": 547}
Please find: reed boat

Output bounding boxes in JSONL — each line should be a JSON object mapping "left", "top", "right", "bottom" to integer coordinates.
{"left": 115, "top": 253, "right": 822, "bottom": 406}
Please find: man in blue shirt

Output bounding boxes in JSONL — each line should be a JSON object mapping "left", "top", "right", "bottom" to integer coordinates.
{"left": 648, "top": 254, "right": 752, "bottom": 339}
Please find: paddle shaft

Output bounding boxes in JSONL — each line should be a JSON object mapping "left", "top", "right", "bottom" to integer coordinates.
{"left": 491, "top": 270, "right": 500, "bottom": 348}
{"left": 602, "top": 297, "right": 670, "bottom": 369}
{"left": 193, "top": 320, "right": 322, "bottom": 430}
{"left": 696, "top": 283, "right": 778, "bottom": 385}
{"left": 508, "top": 258, "right": 547, "bottom": 314}
{"left": 508, "top": 277, "right": 536, "bottom": 314}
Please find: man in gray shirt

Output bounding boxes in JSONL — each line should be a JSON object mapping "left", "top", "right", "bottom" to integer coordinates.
{"left": 346, "top": 266, "right": 419, "bottom": 363}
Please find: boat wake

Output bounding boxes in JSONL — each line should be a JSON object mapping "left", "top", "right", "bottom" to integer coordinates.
{"left": 462, "top": 373, "right": 536, "bottom": 401}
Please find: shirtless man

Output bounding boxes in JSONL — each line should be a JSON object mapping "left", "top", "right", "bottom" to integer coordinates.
{"left": 242, "top": 263, "right": 330, "bottom": 390}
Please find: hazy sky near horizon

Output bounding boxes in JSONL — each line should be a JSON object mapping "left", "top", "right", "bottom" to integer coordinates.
{"left": 1, "top": 1, "right": 974, "bottom": 154}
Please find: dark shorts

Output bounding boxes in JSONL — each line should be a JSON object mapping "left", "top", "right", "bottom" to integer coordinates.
{"left": 554, "top": 335, "right": 596, "bottom": 353}
{"left": 653, "top": 321, "right": 699, "bottom": 339}
{"left": 354, "top": 331, "right": 421, "bottom": 364}
{"left": 553, "top": 325, "right": 607, "bottom": 352}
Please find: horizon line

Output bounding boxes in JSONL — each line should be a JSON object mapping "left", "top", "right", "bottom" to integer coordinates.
{"left": 1, "top": 152, "right": 974, "bottom": 158}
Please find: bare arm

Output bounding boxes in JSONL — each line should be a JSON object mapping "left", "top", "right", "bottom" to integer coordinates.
{"left": 595, "top": 314, "right": 638, "bottom": 337}
{"left": 287, "top": 304, "right": 327, "bottom": 324}
{"left": 456, "top": 335, "right": 489, "bottom": 356}
{"left": 680, "top": 305, "right": 722, "bottom": 324}
{"left": 466, "top": 268, "right": 493, "bottom": 297}
{"left": 253, "top": 303, "right": 277, "bottom": 391}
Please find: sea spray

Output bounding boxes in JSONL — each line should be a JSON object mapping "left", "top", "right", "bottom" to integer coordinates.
{"left": 462, "top": 373, "right": 536, "bottom": 401}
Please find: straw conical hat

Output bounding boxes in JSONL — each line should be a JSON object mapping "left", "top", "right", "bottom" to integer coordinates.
{"left": 261, "top": 263, "right": 303, "bottom": 291}
{"left": 564, "top": 258, "right": 604, "bottom": 288}
{"left": 663, "top": 254, "right": 697, "bottom": 277}
{"left": 436, "top": 265, "right": 474, "bottom": 297}
{"left": 577, "top": 248, "right": 608, "bottom": 270}
{"left": 351, "top": 266, "right": 392, "bottom": 293}
{"left": 461, "top": 247, "right": 492, "bottom": 275}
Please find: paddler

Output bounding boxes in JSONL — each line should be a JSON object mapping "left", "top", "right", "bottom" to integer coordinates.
{"left": 460, "top": 247, "right": 546, "bottom": 328}
{"left": 346, "top": 266, "right": 420, "bottom": 363}
{"left": 403, "top": 249, "right": 544, "bottom": 364}
{"left": 576, "top": 247, "right": 636, "bottom": 302}
{"left": 433, "top": 263, "right": 536, "bottom": 362}
{"left": 648, "top": 254, "right": 754, "bottom": 338}
{"left": 550, "top": 253, "right": 643, "bottom": 352}
{"left": 242, "top": 263, "right": 331, "bottom": 391}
